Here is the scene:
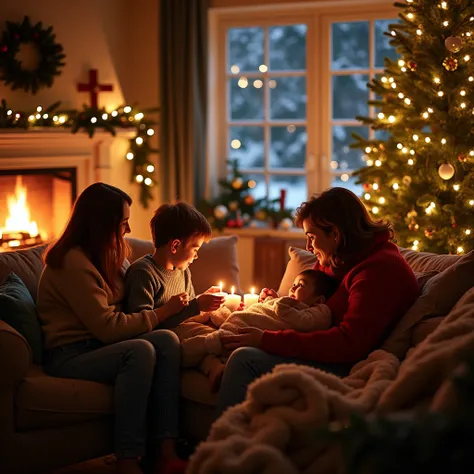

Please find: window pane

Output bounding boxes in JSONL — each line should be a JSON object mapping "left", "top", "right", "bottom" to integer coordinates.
{"left": 269, "top": 175, "right": 307, "bottom": 211}
{"left": 332, "top": 125, "right": 369, "bottom": 170}
{"left": 227, "top": 27, "right": 264, "bottom": 73}
{"left": 270, "top": 76, "right": 306, "bottom": 119}
{"left": 269, "top": 24, "right": 307, "bottom": 71}
{"left": 270, "top": 126, "right": 306, "bottom": 168}
{"left": 241, "top": 173, "right": 267, "bottom": 200}
{"left": 229, "top": 78, "right": 264, "bottom": 120}
{"left": 374, "top": 19, "right": 400, "bottom": 68}
{"left": 332, "top": 75, "right": 369, "bottom": 119}
{"left": 331, "top": 21, "right": 369, "bottom": 70}
{"left": 229, "top": 126, "right": 264, "bottom": 168}
{"left": 331, "top": 175, "right": 362, "bottom": 196}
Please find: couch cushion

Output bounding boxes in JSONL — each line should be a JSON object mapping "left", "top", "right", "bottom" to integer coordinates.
{"left": 0, "top": 244, "right": 47, "bottom": 300}
{"left": 278, "top": 246, "right": 316, "bottom": 296}
{"left": 0, "top": 272, "right": 43, "bottom": 363}
{"left": 398, "top": 248, "right": 461, "bottom": 273}
{"left": 382, "top": 250, "right": 474, "bottom": 359}
{"left": 411, "top": 316, "right": 444, "bottom": 347}
{"left": 127, "top": 237, "right": 154, "bottom": 263}
{"left": 15, "top": 365, "right": 113, "bottom": 431}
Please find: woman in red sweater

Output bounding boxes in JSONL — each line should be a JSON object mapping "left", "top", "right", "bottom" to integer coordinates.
{"left": 217, "top": 187, "right": 419, "bottom": 415}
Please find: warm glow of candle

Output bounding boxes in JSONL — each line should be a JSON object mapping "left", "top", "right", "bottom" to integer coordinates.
{"left": 219, "top": 281, "right": 223, "bottom": 293}
{"left": 244, "top": 286, "right": 259, "bottom": 308}
{"left": 231, "top": 286, "right": 235, "bottom": 295}
{"left": 225, "top": 288, "right": 242, "bottom": 311}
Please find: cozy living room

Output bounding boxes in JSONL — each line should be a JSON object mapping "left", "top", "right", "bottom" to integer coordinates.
{"left": 1, "top": 0, "right": 474, "bottom": 473}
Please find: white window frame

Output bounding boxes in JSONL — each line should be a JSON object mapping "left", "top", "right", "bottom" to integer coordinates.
{"left": 207, "top": 0, "right": 396, "bottom": 203}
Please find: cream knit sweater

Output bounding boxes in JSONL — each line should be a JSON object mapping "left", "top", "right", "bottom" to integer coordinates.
{"left": 37, "top": 247, "right": 160, "bottom": 350}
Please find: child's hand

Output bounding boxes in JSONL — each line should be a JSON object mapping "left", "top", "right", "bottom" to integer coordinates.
{"left": 166, "top": 293, "right": 189, "bottom": 314}
{"left": 197, "top": 293, "right": 225, "bottom": 312}
{"left": 205, "top": 286, "right": 222, "bottom": 294}
{"left": 259, "top": 287, "right": 278, "bottom": 302}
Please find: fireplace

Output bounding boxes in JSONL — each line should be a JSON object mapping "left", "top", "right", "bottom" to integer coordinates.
{"left": 0, "top": 168, "right": 76, "bottom": 252}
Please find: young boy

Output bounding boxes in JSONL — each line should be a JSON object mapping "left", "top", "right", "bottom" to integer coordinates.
{"left": 180, "top": 269, "right": 338, "bottom": 387}
{"left": 124, "top": 202, "right": 226, "bottom": 387}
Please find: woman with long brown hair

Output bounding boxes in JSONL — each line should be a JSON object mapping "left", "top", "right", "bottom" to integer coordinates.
{"left": 216, "top": 187, "right": 419, "bottom": 415}
{"left": 37, "top": 183, "right": 187, "bottom": 474}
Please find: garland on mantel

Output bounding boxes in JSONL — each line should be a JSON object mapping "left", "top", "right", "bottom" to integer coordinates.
{"left": 0, "top": 99, "right": 159, "bottom": 208}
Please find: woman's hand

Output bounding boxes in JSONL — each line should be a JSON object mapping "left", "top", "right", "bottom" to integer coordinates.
{"left": 205, "top": 286, "right": 222, "bottom": 294}
{"left": 220, "top": 327, "right": 264, "bottom": 351}
{"left": 258, "top": 287, "right": 278, "bottom": 302}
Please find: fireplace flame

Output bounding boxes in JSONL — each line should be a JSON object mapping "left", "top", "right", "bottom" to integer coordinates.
{"left": 0, "top": 176, "right": 39, "bottom": 239}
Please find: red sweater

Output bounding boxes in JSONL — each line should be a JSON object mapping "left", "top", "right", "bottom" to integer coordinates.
{"left": 261, "top": 233, "right": 419, "bottom": 364}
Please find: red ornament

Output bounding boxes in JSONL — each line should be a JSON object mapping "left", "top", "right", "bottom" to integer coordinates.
{"left": 235, "top": 218, "right": 244, "bottom": 228}
{"left": 243, "top": 195, "right": 255, "bottom": 206}
{"left": 458, "top": 153, "right": 467, "bottom": 163}
{"left": 363, "top": 183, "right": 370, "bottom": 191}
{"left": 77, "top": 69, "right": 113, "bottom": 109}
{"left": 407, "top": 60, "right": 417, "bottom": 71}
{"left": 279, "top": 189, "right": 287, "bottom": 211}
{"left": 226, "top": 219, "right": 236, "bottom": 228}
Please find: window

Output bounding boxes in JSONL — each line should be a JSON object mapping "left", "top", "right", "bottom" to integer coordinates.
{"left": 208, "top": 1, "right": 398, "bottom": 210}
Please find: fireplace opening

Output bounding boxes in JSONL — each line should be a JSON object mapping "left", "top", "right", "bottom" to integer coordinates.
{"left": 0, "top": 168, "right": 76, "bottom": 252}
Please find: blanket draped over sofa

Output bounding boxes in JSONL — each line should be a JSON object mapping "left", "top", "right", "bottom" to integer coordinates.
{"left": 188, "top": 286, "right": 474, "bottom": 474}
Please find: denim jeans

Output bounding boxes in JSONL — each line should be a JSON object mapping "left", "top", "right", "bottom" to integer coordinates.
{"left": 44, "top": 330, "right": 181, "bottom": 460}
{"left": 216, "top": 347, "right": 352, "bottom": 417}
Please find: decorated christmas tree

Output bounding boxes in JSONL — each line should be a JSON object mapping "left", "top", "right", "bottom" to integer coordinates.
{"left": 353, "top": 0, "right": 474, "bottom": 254}
{"left": 199, "top": 159, "right": 259, "bottom": 230}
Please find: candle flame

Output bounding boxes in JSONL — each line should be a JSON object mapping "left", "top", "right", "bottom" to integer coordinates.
{"left": 219, "top": 281, "right": 223, "bottom": 293}
{"left": 231, "top": 286, "right": 235, "bottom": 294}
{"left": 251, "top": 287, "right": 255, "bottom": 295}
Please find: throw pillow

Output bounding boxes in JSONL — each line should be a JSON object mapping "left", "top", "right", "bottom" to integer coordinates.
{"left": 278, "top": 247, "right": 316, "bottom": 296}
{"left": 382, "top": 250, "right": 474, "bottom": 359}
{"left": 0, "top": 272, "right": 43, "bottom": 363}
{"left": 190, "top": 235, "right": 242, "bottom": 295}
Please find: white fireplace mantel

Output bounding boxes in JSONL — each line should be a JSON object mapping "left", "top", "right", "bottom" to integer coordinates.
{"left": 0, "top": 128, "right": 135, "bottom": 193}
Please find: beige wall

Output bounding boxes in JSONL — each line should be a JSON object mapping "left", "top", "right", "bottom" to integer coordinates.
{"left": 0, "top": 0, "right": 161, "bottom": 239}
{"left": 210, "top": 0, "right": 319, "bottom": 7}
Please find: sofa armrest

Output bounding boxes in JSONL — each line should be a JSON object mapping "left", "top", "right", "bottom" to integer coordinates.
{"left": 0, "top": 320, "right": 32, "bottom": 392}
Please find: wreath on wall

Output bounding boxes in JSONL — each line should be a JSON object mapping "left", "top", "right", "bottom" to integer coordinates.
{"left": 0, "top": 16, "right": 65, "bottom": 94}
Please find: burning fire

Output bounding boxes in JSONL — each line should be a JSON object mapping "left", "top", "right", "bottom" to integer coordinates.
{"left": 0, "top": 176, "right": 42, "bottom": 250}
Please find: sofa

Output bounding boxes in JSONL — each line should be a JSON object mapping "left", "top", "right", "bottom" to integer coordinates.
{"left": 0, "top": 236, "right": 472, "bottom": 473}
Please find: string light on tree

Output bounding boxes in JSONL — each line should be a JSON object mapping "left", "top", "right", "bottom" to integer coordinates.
{"left": 352, "top": 0, "right": 474, "bottom": 254}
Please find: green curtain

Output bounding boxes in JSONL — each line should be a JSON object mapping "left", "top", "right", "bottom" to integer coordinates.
{"left": 160, "top": 0, "right": 208, "bottom": 204}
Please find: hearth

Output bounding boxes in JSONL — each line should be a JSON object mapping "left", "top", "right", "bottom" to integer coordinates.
{"left": 0, "top": 168, "right": 76, "bottom": 252}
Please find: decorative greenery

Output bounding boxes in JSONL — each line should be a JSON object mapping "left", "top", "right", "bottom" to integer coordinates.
{"left": 0, "top": 16, "right": 65, "bottom": 94}
{"left": 352, "top": 0, "right": 474, "bottom": 255}
{"left": 198, "top": 159, "right": 293, "bottom": 231}
{"left": 0, "top": 99, "right": 159, "bottom": 208}
{"left": 323, "top": 359, "right": 474, "bottom": 474}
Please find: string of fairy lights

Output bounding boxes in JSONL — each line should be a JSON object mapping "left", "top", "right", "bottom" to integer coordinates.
{"left": 358, "top": 0, "right": 474, "bottom": 253}
{"left": 0, "top": 101, "right": 158, "bottom": 207}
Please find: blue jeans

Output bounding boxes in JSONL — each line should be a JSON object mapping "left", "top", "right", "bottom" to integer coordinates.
{"left": 216, "top": 347, "right": 352, "bottom": 417}
{"left": 44, "top": 330, "right": 181, "bottom": 460}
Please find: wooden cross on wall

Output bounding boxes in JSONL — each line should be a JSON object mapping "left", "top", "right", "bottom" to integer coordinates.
{"left": 77, "top": 69, "right": 113, "bottom": 109}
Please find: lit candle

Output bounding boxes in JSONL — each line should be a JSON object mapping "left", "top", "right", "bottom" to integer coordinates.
{"left": 215, "top": 281, "right": 228, "bottom": 297}
{"left": 225, "top": 286, "right": 242, "bottom": 311}
{"left": 244, "top": 287, "right": 259, "bottom": 308}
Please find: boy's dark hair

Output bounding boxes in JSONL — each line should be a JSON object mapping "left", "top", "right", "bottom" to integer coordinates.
{"left": 298, "top": 269, "right": 338, "bottom": 300}
{"left": 150, "top": 202, "right": 212, "bottom": 248}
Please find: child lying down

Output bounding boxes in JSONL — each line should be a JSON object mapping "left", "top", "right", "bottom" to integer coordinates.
{"left": 180, "top": 269, "right": 338, "bottom": 388}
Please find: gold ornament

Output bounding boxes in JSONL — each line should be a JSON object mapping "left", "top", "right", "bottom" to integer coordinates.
{"left": 243, "top": 194, "right": 255, "bottom": 206}
{"left": 255, "top": 210, "right": 267, "bottom": 221}
{"left": 228, "top": 201, "right": 239, "bottom": 211}
{"left": 407, "top": 209, "right": 418, "bottom": 219}
{"left": 443, "top": 57, "right": 459, "bottom": 71}
{"left": 232, "top": 177, "right": 243, "bottom": 189}
{"left": 445, "top": 36, "right": 462, "bottom": 53}
{"left": 438, "top": 162, "right": 455, "bottom": 180}
{"left": 402, "top": 175, "right": 412, "bottom": 185}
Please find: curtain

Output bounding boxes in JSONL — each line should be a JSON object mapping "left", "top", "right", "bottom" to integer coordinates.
{"left": 160, "top": 0, "right": 208, "bottom": 204}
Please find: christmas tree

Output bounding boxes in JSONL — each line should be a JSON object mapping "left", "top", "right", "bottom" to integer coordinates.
{"left": 353, "top": 0, "right": 474, "bottom": 254}
{"left": 199, "top": 159, "right": 259, "bottom": 230}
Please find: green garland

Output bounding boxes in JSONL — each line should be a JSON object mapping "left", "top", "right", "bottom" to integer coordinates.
{"left": 0, "top": 16, "right": 65, "bottom": 94}
{"left": 0, "top": 99, "right": 159, "bottom": 208}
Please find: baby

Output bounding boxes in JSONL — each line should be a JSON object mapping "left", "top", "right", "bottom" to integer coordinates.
{"left": 180, "top": 269, "right": 338, "bottom": 379}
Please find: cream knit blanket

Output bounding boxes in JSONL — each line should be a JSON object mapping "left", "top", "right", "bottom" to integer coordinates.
{"left": 188, "top": 287, "right": 474, "bottom": 474}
